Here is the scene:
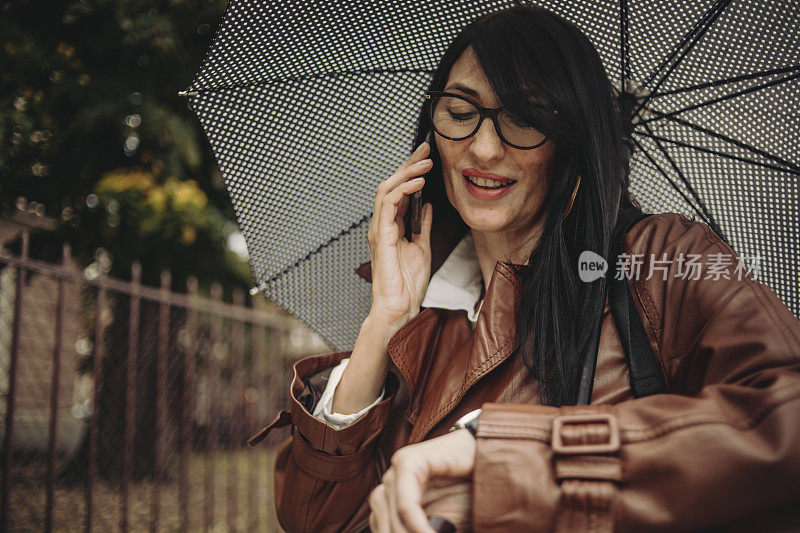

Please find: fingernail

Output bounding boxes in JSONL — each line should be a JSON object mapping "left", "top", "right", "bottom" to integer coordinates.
{"left": 415, "top": 159, "right": 432, "bottom": 166}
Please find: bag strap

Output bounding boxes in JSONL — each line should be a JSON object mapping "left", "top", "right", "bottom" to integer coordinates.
{"left": 608, "top": 209, "right": 667, "bottom": 398}
{"left": 576, "top": 286, "right": 606, "bottom": 405}
{"left": 576, "top": 206, "right": 666, "bottom": 404}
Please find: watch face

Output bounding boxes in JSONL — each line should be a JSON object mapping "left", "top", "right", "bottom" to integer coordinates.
{"left": 456, "top": 409, "right": 482, "bottom": 425}
{"left": 452, "top": 409, "right": 481, "bottom": 435}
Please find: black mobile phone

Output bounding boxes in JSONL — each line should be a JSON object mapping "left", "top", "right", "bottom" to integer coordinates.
{"left": 410, "top": 130, "right": 433, "bottom": 234}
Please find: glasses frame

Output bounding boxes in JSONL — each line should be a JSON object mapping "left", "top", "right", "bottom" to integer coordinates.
{"left": 425, "top": 90, "right": 556, "bottom": 150}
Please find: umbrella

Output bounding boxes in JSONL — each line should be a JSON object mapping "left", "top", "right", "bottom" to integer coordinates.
{"left": 181, "top": 0, "right": 799, "bottom": 351}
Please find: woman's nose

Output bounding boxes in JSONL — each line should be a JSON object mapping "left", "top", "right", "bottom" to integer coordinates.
{"left": 468, "top": 117, "right": 505, "bottom": 162}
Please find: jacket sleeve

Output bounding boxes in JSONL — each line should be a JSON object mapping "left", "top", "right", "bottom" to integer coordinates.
{"left": 471, "top": 213, "right": 800, "bottom": 532}
{"left": 312, "top": 358, "right": 386, "bottom": 429}
{"left": 255, "top": 351, "right": 398, "bottom": 532}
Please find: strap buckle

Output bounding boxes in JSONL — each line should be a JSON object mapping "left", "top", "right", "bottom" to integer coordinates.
{"left": 551, "top": 413, "right": 620, "bottom": 455}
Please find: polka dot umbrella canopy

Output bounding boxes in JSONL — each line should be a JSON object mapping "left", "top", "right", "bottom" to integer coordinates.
{"left": 182, "top": 0, "right": 799, "bottom": 351}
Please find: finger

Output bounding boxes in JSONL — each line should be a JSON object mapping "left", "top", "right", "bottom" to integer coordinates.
{"left": 421, "top": 479, "right": 472, "bottom": 530}
{"left": 383, "top": 470, "right": 410, "bottom": 533}
{"left": 396, "top": 473, "right": 432, "bottom": 532}
{"left": 390, "top": 159, "right": 432, "bottom": 204}
{"left": 379, "top": 158, "right": 432, "bottom": 211}
{"left": 391, "top": 455, "right": 433, "bottom": 532}
{"left": 384, "top": 180, "right": 422, "bottom": 241}
{"left": 411, "top": 203, "right": 433, "bottom": 248}
{"left": 394, "top": 192, "right": 411, "bottom": 228}
{"left": 399, "top": 141, "right": 431, "bottom": 171}
{"left": 369, "top": 485, "right": 391, "bottom": 533}
{"left": 371, "top": 158, "right": 431, "bottom": 242}
{"left": 378, "top": 178, "right": 425, "bottom": 241}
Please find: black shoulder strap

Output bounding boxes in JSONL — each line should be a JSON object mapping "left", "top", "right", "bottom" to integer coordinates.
{"left": 608, "top": 208, "right": 667, "bottom": 398}
{"left": 576, "top": 206, "right": 667, "bottom": 405}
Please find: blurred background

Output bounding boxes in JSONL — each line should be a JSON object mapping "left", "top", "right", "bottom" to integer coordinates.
{"left": 1, "top": 0, "right": 327, "bottom": 530}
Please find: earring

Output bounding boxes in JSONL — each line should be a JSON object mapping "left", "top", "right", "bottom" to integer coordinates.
{"left": 561, "top": 175, "right": 581, "bottom": 220}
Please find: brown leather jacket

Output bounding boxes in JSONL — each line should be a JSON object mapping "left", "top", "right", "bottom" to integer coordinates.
{"left": 250, "top": 213, "right": 800, "bottom": 532}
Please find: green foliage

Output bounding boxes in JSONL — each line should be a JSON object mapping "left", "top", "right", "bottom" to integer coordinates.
{"left": 0, "top": 0, "right": 245, "bottom": 287}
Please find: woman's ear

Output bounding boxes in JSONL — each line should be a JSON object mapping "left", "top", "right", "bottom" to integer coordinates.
{"left": 562, "top": 175, "right": 581, "bottom": 220}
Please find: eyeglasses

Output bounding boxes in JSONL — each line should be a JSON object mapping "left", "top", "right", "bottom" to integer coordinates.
{"left": 425, "top": 91, "right": 556, "bottom": 150}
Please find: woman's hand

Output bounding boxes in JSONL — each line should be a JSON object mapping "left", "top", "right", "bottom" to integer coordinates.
{"left": 330, "top": 142, "right": 434, "bottom": 416}
{"left": 369, "top": 430, "right": 475, "bottom": 532}
{"left": 367, "top": 141, "right": 434, "bottom": 333}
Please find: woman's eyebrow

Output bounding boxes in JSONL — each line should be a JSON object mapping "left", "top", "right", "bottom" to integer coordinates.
{"left": 444, "top": 82, "right": 481, "bottom": 98}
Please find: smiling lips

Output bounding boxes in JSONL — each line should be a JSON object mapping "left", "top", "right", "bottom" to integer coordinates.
{"left": 462, "top": 168, "right": 517, "bottom": 200}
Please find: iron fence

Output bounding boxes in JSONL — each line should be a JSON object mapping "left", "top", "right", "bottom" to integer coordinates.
{"left": 0, "top": 231, "right": 318, "bottom": 531}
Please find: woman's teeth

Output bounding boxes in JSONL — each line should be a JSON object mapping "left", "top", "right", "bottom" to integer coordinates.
{"left": 466, "top": 175, "right": 515, "bottom": 189}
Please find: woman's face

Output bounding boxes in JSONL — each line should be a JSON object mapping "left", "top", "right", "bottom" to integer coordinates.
{"left": 436, "top": 47, "right": 557, "bottom": 236}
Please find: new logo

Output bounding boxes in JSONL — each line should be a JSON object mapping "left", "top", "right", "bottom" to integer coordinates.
{"left": 578, "top": 251, "right": 607, "bottom": 282}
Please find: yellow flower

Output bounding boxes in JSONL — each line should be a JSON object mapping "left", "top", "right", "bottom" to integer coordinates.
{"left": 145, "top": 186, "right": 167, "bottom": 213}
{"left": 96, "top": 168, "right": 156, "bottom": 194}
{"left": 164, "top": 178, "right": 208, "bottom": 212}
{"left": 181, "top": 225, "right": 197, "bottom": 245}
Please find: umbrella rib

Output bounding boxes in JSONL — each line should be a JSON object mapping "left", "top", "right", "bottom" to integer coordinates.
{"left": 252, "top": 213, "right": 371, "bottom": 294}
{"left": 635, "top": 0, "right": 733, "bottom": 118}
{"left": 181, "top": 68, "right": 434, "bottom": 97}
{"left": 632, "top": 137, "right": 707, "bottom": 224}
{"left": 640, "top": 71, "right": 800, "bottom": 125}
{"left": 633, "top": 102, "right": 718, "bottom": 229}
{"left": 650, "top": 66, "right": 800, "bottom": 98}
{"left": 620, "top": 0, "right": 631, "bottom": 90}
{"left": 637, "top": 111, "right": 800, "bottom": 174}
{"left": 636, "top": 131, "right": 800, "bottom": 176}
{"left": 640, "top": 0, "right": 723, "bottom": 88}
{"left": 636, "top": 121, "right": 727, "bottom": 242}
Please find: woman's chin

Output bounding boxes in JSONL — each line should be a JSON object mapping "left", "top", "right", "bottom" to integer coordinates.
{"left": 460, "top": 213, "right": 513, "bottom": 234}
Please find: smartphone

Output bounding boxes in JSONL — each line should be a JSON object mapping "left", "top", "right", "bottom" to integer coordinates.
{"left": 410, "top": 130, "right": 433, "bottom": 234}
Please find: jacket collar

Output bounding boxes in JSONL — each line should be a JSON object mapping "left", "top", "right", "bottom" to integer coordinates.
{"left": 385, "top": 260, "right": 528, "bottom": 406}
{"left": 463, "top": 261, "right": 527, "bottom": 386}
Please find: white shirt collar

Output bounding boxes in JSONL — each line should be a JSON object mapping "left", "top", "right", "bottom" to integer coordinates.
{"left": 421, "top": 232, "right": 484, "bottom": 323}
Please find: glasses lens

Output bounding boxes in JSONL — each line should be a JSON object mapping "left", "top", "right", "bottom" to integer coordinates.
{"left": 430, "top": 96, "right": 480, "bottom": 139}
{"left": 497, "top": 110, "right": 547, "bottom": 148}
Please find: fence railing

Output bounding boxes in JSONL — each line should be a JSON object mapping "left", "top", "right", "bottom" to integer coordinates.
{"left": 0, "top": 231, "right": 315, "bottom": 532}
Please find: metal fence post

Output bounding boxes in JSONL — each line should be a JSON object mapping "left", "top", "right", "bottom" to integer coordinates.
{"left": 151, "top": 269, "right": 171, "bottom": 532}
{"left": 1, "top": 230, "right": 29, "bottom": 533}
{"left": 86, "top": 270, "right": 106, "bottom": 533}
{"left": 121, "top": 262, "right": 141, "bottom": 533}
{"left": 248, "top": 303, "right": 265, "bottom": 530}
{"left": 228, "top": 289, "right": 245, "bottom": 530}
{"left": 44, "top": 243, "right": 70, "bottom": 532}
{"left": 205, "top": 283, "right": 223, "bottom": 529}
{"left": 180, "top": 277, "right": 199, "bottom": 532}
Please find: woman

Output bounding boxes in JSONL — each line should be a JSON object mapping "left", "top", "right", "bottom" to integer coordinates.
{"left": 251, "top": 5, "right": 800, "bottom": 532}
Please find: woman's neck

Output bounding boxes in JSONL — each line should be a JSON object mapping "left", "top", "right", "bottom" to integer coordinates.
{"left": 471, "top": 224, "right": 544, "bottom": 291}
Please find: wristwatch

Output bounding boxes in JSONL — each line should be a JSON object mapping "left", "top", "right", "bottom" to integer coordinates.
{"left": 449, "top": 408, "right": 481, "bottom": 436}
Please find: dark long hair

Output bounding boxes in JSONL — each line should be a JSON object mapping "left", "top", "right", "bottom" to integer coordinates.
{"left": 412, "top": 5, "right": 635, "bottom": 406}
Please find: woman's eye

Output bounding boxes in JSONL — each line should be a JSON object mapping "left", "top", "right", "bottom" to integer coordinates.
{"left": 447, "top": 109, "right": 477, "bottom": 121}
